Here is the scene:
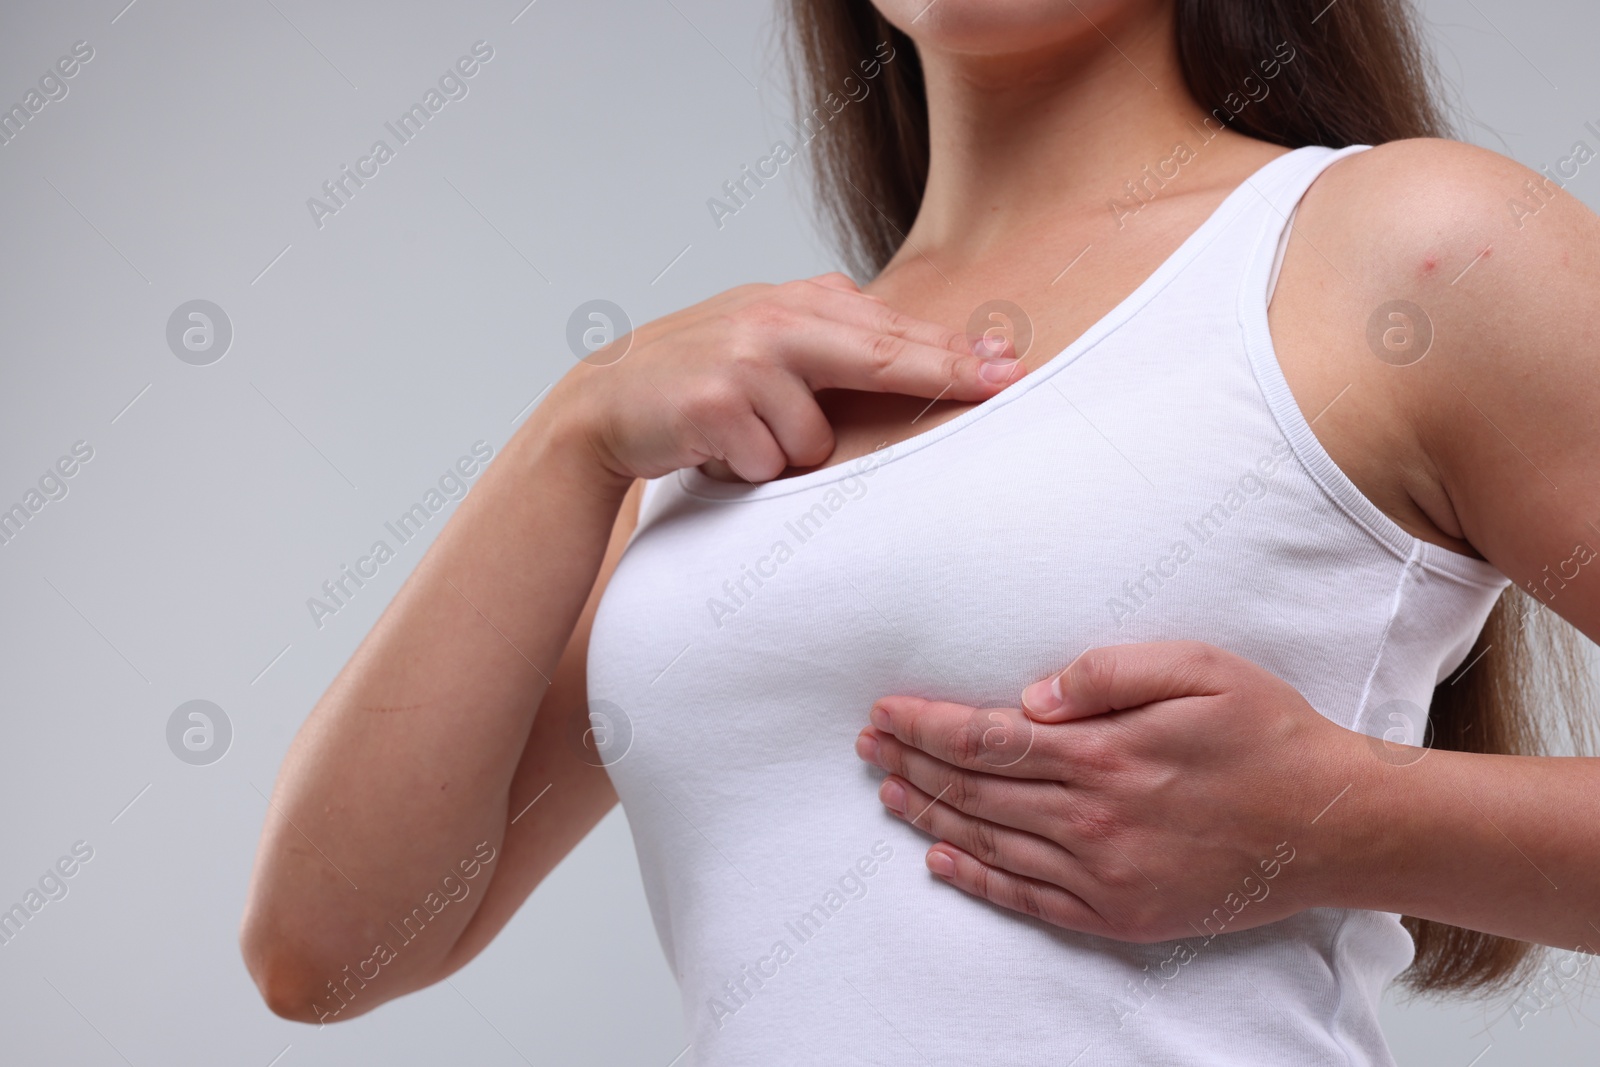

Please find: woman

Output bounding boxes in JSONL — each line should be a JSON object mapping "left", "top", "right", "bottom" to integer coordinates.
{"left": 240, "top": 0, "right": 1600, "bottom": 1063}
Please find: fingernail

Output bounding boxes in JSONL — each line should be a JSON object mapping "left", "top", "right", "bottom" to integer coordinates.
{"left": 979, "top": 357, "right": 1019, "bottom": 384}
{"left": 855, "top": 733, "right": 880, "bottom": 764}
{"left": 1021, "top": 674, "right": 1063, "bottom": 715}
{"left": 926, "top": 849, "right": 956, "bottom": 878}
{"left": 879, "top": 779, "right": 906, "bottom": 812}
{"left": 973, "top": 334, "right": 1009, "bottom": 358}
{"left": 869, "top": 703, "right": 891, "bottom": 731}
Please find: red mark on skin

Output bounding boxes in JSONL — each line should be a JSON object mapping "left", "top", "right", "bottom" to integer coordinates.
{"left": 1420, "top": 253, "right": 1439, "bottom": 276}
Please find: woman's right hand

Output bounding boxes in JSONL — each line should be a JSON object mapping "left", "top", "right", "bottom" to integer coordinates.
{"left": 549, "top": 272, "right": 1022, "bottom": 485}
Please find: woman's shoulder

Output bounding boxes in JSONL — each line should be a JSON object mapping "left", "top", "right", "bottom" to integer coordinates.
{"left": 1277, "top": 135, "right": 1600, "bottom": 587}
{"left": 1292, "top": 134, "right": 1598, "bottom": 400}
{"left": 1297, "top": 136, "right": 1596, "bottom": 289}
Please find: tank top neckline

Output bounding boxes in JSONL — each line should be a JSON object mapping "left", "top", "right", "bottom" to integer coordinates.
{"left": 676, "top": 144, "right": 1316, "bottom": 504}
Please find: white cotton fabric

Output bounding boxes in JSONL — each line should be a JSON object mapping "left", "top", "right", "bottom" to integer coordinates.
{"left": 586, "top": 145, "right": 1509, "bottom": 1066}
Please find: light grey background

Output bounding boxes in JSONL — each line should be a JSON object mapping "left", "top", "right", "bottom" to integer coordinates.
{"left": 0, "top": 1, "right": 1595, "bottom": 1064}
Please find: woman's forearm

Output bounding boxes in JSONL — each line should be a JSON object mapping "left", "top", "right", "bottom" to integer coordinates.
{"left": 239, "top": 397, "right": 632, "bottom": 1020}
{"left": 238, "top": 275, "right": 1004, "bottom": 1021}
{"left": 1337, "top": 748, "right": 1600, "bottom": 953}
{"left": 853, "top": 642, "right": 1600, "bottom": 957}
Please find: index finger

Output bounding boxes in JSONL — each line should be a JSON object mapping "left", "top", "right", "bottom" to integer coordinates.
{"left": 783, "top": 286, "right": 1024, "bottom": 401}
{"left": 802, "top": 279, "right": 965, "bottom": 352}
{"left": 802, "top": 271, "right": 885, "bottom": 301}
{"left": 867, "top": 695, "right": 1060, "bottom": 779}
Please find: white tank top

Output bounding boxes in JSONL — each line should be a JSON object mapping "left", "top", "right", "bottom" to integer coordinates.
{"left": 586, "top": 145, "right": 1509, "bottom": 1066}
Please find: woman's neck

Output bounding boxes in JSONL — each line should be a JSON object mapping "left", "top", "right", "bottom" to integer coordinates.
{"left": 901, "top": 5, "right": 1250, "bottom": 266}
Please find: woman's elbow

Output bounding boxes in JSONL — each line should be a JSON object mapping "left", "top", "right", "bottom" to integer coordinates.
{"left": 239, "top": 905, "right": 431, "bottom": 1024}
{"left": 241, "top": 951, "right": 321, "bottom": 1022}
{"left": 238, "top": 904, "right": 377, "bottom": 1024}
{"left": 240, "top": 914, "right": 333, "bottom": 1023}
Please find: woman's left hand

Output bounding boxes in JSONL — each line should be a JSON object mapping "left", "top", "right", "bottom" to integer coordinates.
{"left": 854, "top": 640, "right": 1376, "bottom": 942}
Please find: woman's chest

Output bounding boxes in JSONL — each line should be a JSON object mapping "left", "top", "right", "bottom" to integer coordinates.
{"left": 588, "top": 375, "right": 1389, "bottom": 780}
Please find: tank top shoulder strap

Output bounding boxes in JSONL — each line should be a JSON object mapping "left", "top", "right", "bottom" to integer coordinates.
{"left": 1227, "top": 144, "right": 1505, "bottom": 587}
{"left": 1101, "top": 144, "right": 1373, "bottom": 339}
{"left": 1237, "top": 143, "right": 1374, "bottom": 301}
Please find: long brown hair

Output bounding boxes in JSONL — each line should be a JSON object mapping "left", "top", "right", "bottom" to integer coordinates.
{"left": 782, "top": 0, "right": 1595, "bottom": 996}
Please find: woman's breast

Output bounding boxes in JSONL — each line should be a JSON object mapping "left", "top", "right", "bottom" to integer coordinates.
{"left": 589, "top": 379, "right": 1399, "bottom": 777}
{"left": 583, "top": 379, "right": 1421, "bottom": 1062}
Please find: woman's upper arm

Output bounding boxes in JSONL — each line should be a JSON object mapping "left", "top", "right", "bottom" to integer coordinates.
{"left": 1388, "top": 144, "right": 1600, "bottom": 642}
{"left": 431, "top": 475, "right": 647, "bottom": 977}
{"left": 1283, "top": 138, "right": 1600, "bottom": 642}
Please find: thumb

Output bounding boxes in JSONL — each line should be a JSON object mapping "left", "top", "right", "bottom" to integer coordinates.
{"left": 1019, "top": 641, "right": 1225, "bottom": 722}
